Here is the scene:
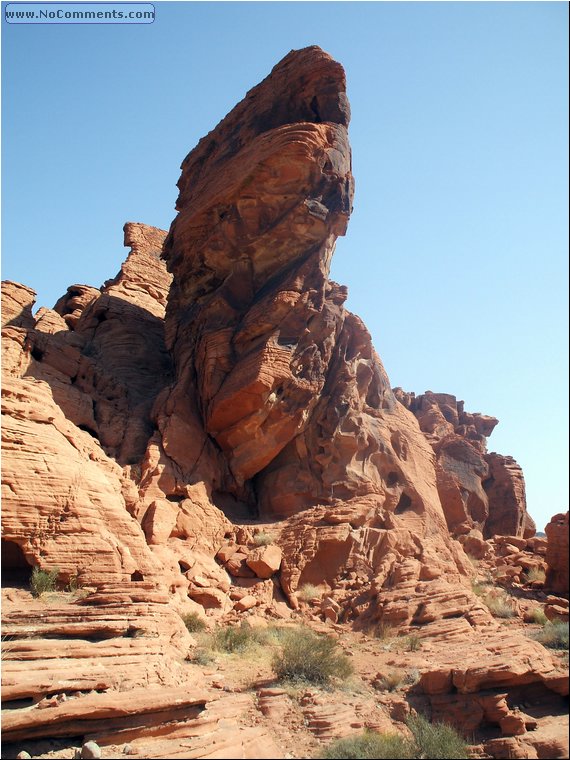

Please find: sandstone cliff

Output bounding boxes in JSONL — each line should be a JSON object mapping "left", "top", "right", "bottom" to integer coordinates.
{"left": 2, "top": 46, "right": 567, "bottom": 757}
{"left": 395, "top": 389, "right": 535, "bottom": 541}
{"left": 546, "top": 512, "right": 569, "bottom": 595}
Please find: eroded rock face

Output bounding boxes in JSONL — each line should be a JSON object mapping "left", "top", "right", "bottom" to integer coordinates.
{"left": 395, "top": 389, "right": 534, "bottom": 539}
{"left": 1, "top": 225, "right": 174, "bottom": 586}
{"left": 2, "top": 46, "right": 540, "bottom": 610}
{"left": 158, "top": 46, "right": 459, "bottom": 552}
{"left": 2, "top": 45, "right": 565, "bottom": 757}
{"left": 545, "top": 512, "right": 569, "bottom": 595}
{"left": 484, "top": 453, "right": 535, "bottom": 538}
{"left": 161, "top": 46, "right": 354, "bottom": 508}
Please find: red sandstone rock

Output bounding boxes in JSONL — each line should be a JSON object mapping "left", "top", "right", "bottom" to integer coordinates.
{"left": 395, "top": 389, "right": 535, "bottom": 539}
{"left": 1, "top": 281, "right": 36, "bottom": 330}
{"left": 484, "top": 454, "right": 535, "bottom": 538}
{"left": 545, "top": 512, "right": 569, "bottom": 595}
{"left": 2, "top": 46, "right": 562, "bottom": 758}
{"left": 53, "top": 284, "right": 100, "bottom": 329}
{"left": 246, "top": 545, "right": 282, "bottom": 579}
{"left": 234, "top": 594, "right": 257, "bottom": 612}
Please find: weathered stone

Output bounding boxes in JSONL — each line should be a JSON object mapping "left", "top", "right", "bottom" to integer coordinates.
{"left": 395, "top": 390, "right": 535, "bottom": 540}
{"left": 81, "top": 741, "right": 102, "bottom": 759}
{"left": 545, "top": 512, "right": 569, "bottom": 595}
{"left": 234, "top": 594, "right": 257, "bottom": 612}
{"left": 246, "top": 545, "right": 282, "bottom": 579}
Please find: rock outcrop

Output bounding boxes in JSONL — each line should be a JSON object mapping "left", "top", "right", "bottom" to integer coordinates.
{"left": 1, "top": 224, "right": 175, "bottom": 588}
{"left": 395, "top": 389, "right": 535, "bottom": 539}
{"left": 545, "top": 512, "right": 569, "bottom": 595}
{"left": 3, "top": 45, "right": 564, "bottom": 758}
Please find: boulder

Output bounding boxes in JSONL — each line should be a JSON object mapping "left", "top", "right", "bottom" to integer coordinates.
{"left": 246, "top": 545, "right": 282, "bottom": 579}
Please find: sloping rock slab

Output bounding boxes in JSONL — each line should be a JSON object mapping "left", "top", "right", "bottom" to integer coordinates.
{"left": 1, "top": 686, "right": 208, "bottom": 743}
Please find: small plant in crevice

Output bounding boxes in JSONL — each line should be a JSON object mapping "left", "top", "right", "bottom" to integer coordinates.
{"left": 480, "top": 589, "right": 517, "bottom": 619}
{"left": 253, "top": 531, "right": 275, "bottom": 547}
{"left": 318, "top": 717, "right": 469, "bottom": 760}
{"left": 297, "top": 583, "right": 321, "bottom": 603}
{"left": 30, "top": 566, "right": 59, "bottom": 597}
{"left": 524, "top": 567, "right": 546, "bottom": 584}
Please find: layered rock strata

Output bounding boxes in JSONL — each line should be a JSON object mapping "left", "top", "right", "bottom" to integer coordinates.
{"left": 1, "top": 224, "right": 173, "bottom": 588}
{"left": 395, "top": 389, "right": 535, "bottom": 539}
{"left": 545, "top": 512, "right": 569, "bottom": 595}
{"left": 2, "top": 46, "right": 565, "bottom": 754}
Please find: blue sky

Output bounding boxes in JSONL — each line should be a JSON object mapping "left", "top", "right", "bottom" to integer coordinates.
{"left": 2, "top": 1, "right": 568, "bottom": 530}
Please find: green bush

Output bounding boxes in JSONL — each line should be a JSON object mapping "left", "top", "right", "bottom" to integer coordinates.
{"left": 407, "top": 714, "right": 469, "bottom": 759}
{"left": 318, "top": 730, "right": 415, "bottom": 759}
{"left": 318, "top": 716, "right": 469, "bottom": 759}
{"left": 30, "top": 566, "right": 59, "bottom": 597}
{"left": 532, "top": 621, "right": 569, "bottom": 650}
{"left": 181, "top": 612, "right": 207, "bottom": 633}
{"left": 272, "top": 626, "right": 353, "bottom": 685}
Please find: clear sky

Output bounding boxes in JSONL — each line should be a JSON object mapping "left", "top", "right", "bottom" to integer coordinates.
{"left": 2, "top": 1, "right": 568, "bottom": 530}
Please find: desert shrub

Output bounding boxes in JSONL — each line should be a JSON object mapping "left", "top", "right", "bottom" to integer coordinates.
{"left": 30, "top": 566, "right": 59, "bottom": 597}
{"left": 481, "top": 590, "right": 516, "bottom": 619}
{"left": 265, "top": 625, "right": 290, "bottom": 643}
{"left": 318, "top": 730, "right": 415, "bottom": 759}
{"left": 187, "top": 647, "right": 215, "bottom": 666}
{"left": 253, "top": 531, "right": 274, "bottom": 547}
{"left": 471, "top": 580, "right": 492, "bottom": 597}
{"left": 208, "top": 621, "right": 271, "bottom": 654}
{"left": 406, "top": 634, "right": 422, "bottom": 651}
{"left": 374, "top": 667, "right": 406, "bottom": 692}
{"left": 532, "top": 621, "right": 569, "bottom": 650}
{"left": 524, "top": 567, "right": 546, "bottom": 584}
{"left": 374, "top": 622, "right": 394, "bottom": 641}
{"left": 407, "top": 714, "right": 469, "bottom": 759}
{"left": 181, "top": 612, "right": 207, "bottom": 633}
{"left": 404, "top": 668, "right": 421, "bottom": 686}
{"left": 66, "top": 573, "right": 81, "bottom": 593}
{"left": 471, "top": 581, "right": 484, "bottom": 596}
{"left": 318, "top": 716, "right": 468, "bottom": 759}
{"left": 297, "top": 583, "right": 321, "bottom": 602}
{"left": 272, "top": 626, "right": 353, "bottom": 685}
{"left": 531, "top": 607, "right": 548, "bottom": 626}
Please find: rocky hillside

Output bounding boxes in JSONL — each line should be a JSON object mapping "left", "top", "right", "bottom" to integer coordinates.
{"left": 2, "top": 46, "right": 568, "bottom": 760}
